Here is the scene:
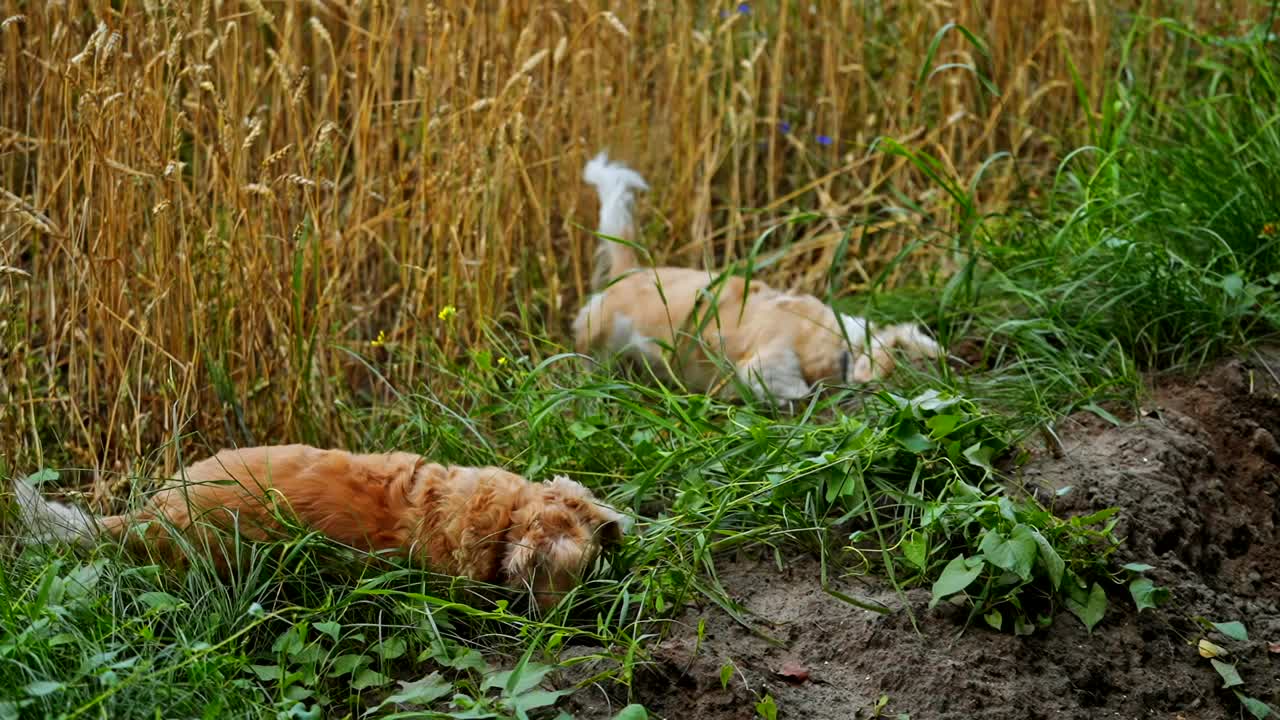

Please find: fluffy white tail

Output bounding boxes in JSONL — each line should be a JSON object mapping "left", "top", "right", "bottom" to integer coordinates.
{"left": 583, "top": 152, "right": 649, "bottom": 289}
{"left": 12, "top": 479, "right": 99, "bottom": 545}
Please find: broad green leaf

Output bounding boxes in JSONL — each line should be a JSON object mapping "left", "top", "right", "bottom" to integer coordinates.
{"left": 250, "top": 664, "right": 283, "bottom": 682}
{"left": 1129, "top": 578, "right": 1170, "bottom": 612}
{"left": 440, "top": 647, "right": 489, "bottom": 673}
{"left": 962, "top": 442, "right": 995, "bottom": 471}
{"left": 755, "top": 694, "right": 778, "bottom": 720}
{"left": 313, "top": 622, "right": 341, "bottom": 641}
{"left": 82, "top": 650, "right": 125, "bottom": 675}
{"left": 24, "top": 681, "right": 63, "bottom": 697}
{"left": 446, "top": 706, "right": 500, "bottom": 720}
{"left": 364, "top": 673, "right": 453, "bottom": 715}
{"left": 1066, "top": 582, "right": 1107, "bottom": 632}
{"left": 1028, "top": 527, "right": 1064, "bottom": 590}
{"left": 978, "top": 525, "right": 1036, "bottom": 581}
{"left": 374, "top": 636, "right": 407, "bottom": 660}
{"left": 568, "top": 422, "right": 597, "bottom": 440}
{"left": 949, "top": 480, "right": 985, "bottom": 502}
{"left": 613, "top": 705, "right": 649, "bottom": 720}
{"left": 1121, "top": 562, "right": 1155, "bottom": 573}
{"left": 284, "top": 702, "right": 320, "bottom": 720}
{"left": 328, "top": 654, "right": 371, "bottom": 677}
{"left": 1013, "top": 615, "right": 1035, "bottom": 636}
{"left": 1235, "top": 692, "right": 1275, "bottom": 719}
{"left": 825, "top": 473, "right": 858, "bottom": 503}
{"left": 984, "top": 609, "right": 1003, "bottom": 631}
{"left": 925, "top": 414, "right": 962, "bottom": 438}
{"left": 66, "top": 562, "right": 104, "bottom": 597}
{"left": 272, "top": 628, "right": 304, "bottom": 655}
{"left": 902, "top": 530, "right": 928, "bottom": 570}
{"left": 511, "top": 688, "right": 571, "bottom": 712}
{"left": 929, "top": 555, "right": 984, "bottom": 608}
{"left": 1211, "top": 659, "right": 1243, "bottom": 688}
{"left": 483, "top": 662, "right": 555, "bottom": 696}
{"left": 350, "top": 668, "right": 391, "bottom": 691}
{"left": 1075, "top": 507, "right": 1120, "bottom": 526}
{"left": 1006, "top": 524, "right": 1039, "bottom": 580}
{"left": 719, "top": 662, "right": 734, "bottom": 690}
{"left": 24, "top": 469, "right": 59, "bottom": 486}
{"left": 290, "top": 645, "right": 324, "bottom": 665}
{"left": 894, "top": 424, "right": 935, "bottom": 453}
{"left": 913, "top": 389, "right": 959, "bottom": 412}
{"left": 1212, "top": 621, "right": 1249, "bottom": 642}
{"left": 137, "top": 591, "right": 184, "bottom": 613}
{"left": 1222, "top": 273, "right": 1245, "bottom": 298}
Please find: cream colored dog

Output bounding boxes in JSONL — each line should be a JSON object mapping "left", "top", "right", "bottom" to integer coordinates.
{"left": 573, "top": 153, "right": 942, "bottom": 402}
{"left": 13, "top": 444, "right": 627, "bottom": 609}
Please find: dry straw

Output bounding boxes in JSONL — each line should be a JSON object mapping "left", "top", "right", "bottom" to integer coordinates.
{"left": 0, "top": 0, "right": 1263, "bottom": 479}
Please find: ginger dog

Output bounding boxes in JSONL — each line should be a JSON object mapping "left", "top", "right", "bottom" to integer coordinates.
{"left": 13, "top": 444, "right": 627, "bottom": 609}
{"left": 573, "top": 153, "right": 943, "bottom": 403}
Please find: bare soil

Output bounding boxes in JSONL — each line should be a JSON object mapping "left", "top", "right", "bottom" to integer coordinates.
{"left": 565, "top": 350, "right": 1280, "bottom": 719}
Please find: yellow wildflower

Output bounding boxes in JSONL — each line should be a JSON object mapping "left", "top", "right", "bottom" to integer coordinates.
{"left": 437, "top": 305, "right": 457, "bottom": 321}
{"left": 370, "top": 329, "right": 387, "bottom": 347}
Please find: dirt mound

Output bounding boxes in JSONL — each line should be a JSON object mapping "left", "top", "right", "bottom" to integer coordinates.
{"left": 564, "top": 351, "right": 1280, "bottom": 719}
{"left": 1034, "top": 357, "right": 1280, "bottom": 611}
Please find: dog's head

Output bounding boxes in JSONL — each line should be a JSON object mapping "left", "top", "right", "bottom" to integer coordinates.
{"left": 502, "top": 476, "right": 629, "bottom": 610}
{"left": 836, "top": 313, "right": 894, "bottom": 383}
{"left": 836, "top": 314, "right": 942, "bottom": 383}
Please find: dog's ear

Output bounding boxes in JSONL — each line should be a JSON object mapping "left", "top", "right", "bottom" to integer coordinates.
{"left": 594, "top": 505, "right": 630, "bottom": 547}
{"left": 545, "top": 475, "right": 630, "bottom": 548}
{"left": 598, "top": 518, "right": 625, "bottom": 546}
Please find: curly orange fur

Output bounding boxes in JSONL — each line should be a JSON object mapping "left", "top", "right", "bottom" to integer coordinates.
{"left": 16, "top": 445, "right": 627, "bottom": 609}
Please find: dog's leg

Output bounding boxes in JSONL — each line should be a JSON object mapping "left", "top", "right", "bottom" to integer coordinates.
{"left": 735, "top": 345, "right": 812, "bottom": 403}
{"left": 11, "top": 480, "right": 99, "bottom": 545}
{"left": 572, "top": 294, "right": 606, "bottom": 355}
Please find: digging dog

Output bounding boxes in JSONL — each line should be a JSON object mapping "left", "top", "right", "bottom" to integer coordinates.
{"left": 13, "top": 444, "right": 627, "bottom": 609}
{"left": 573, "top": 153, "right": 943, "bottom": 402}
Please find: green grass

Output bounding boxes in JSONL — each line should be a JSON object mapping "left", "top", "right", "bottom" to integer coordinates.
{"left": 4, "top": 9, "right": 1280, "bottom": 720}
{"left": 0, "top": 358, "right": 1132, "bottom": 719}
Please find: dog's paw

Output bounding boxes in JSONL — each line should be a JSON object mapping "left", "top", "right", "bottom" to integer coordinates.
{"left": 850, "top": 348, "right": 895, "bottom": 383}
{"left": 738, "top": 346, "right": 812, "bottom": 402}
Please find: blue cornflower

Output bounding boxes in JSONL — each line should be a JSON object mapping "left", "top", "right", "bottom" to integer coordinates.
{"left": 738, "top": 3, "right": 750, "bottom": 13}
{"left": 816, "top": 134, "right": 833, "bottom": 146}
{"left": 779, "top": 121, "right": 791, "bottom": 134}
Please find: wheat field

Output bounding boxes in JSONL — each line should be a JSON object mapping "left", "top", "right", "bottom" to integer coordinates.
{"left": 0, "top": 0, "right": 1263, "bottom": 482}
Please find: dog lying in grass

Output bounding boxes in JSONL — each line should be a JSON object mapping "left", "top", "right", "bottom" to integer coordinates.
{"left": 13, "top": 444, "right": 626, "bottom": 610}
{"left": 573, "top": 153, "right": 943, "bottom": 403}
